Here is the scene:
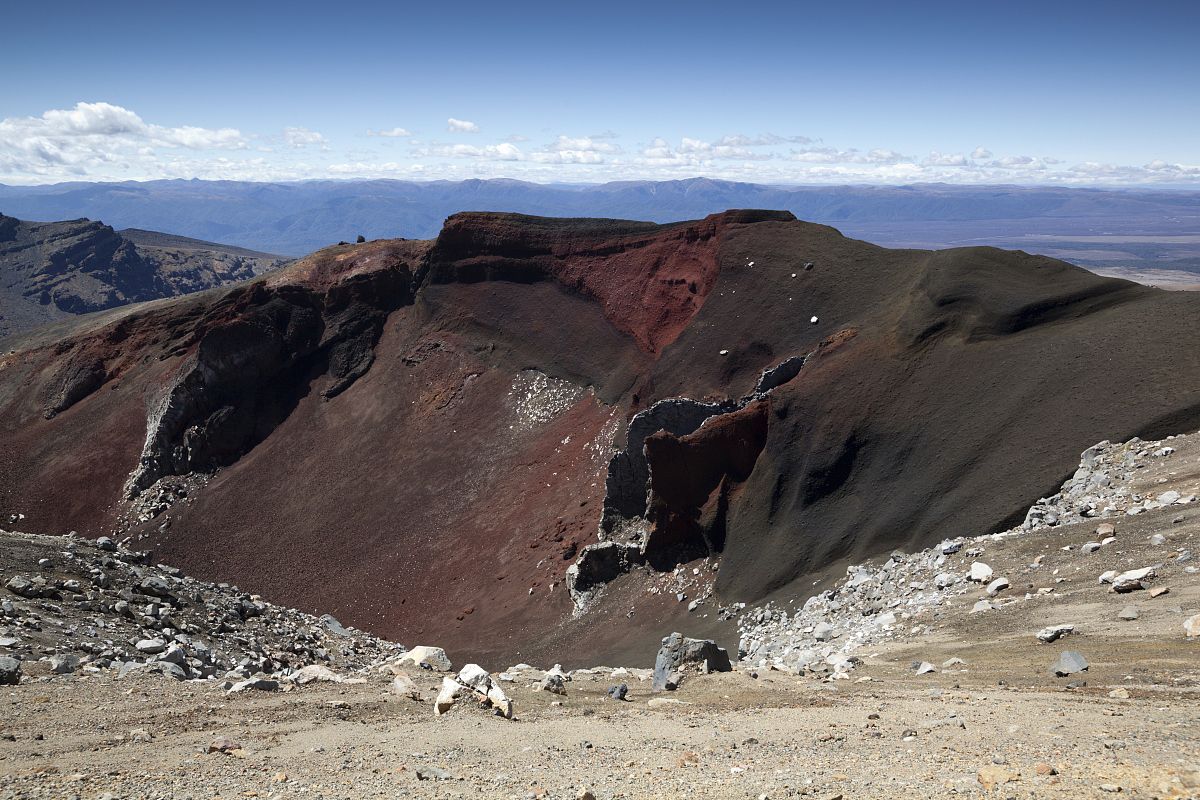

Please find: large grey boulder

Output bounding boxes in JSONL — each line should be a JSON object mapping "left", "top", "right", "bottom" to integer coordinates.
{"left": 652, "top": 632, "right": 732, "bottom": 691}
{"left": 1050, "top": 650, "right": 1089, "bottom": 677}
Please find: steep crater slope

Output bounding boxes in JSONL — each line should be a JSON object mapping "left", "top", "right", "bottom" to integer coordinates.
{"left": 1, "top": 211, "right": 1199, "bottom": 666}
{"left": 0, "top": 214, "right": 288, "bottom": 337}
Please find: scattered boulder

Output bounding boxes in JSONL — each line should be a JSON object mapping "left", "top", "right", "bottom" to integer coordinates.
{"left": 398, "top": 646, "right": 452, "bottom": 672}
{"left": 390, "top": 674, "right": 423, "bottom": 700}
{"left": 1185, "top": 614, "right": 1200, "bottom": 638}
{"left": 49, "top": 654, "right": 79, "bottom": 674}
{"left": 986, "top": 577, "right": 1010, "bottom": 596}
{"left": 207, "top": 736, "right": 243, "bottom": 755}
{"left": 0, "top": 655, "right": 21, "bottom": 685}
{"left": 1118, "top": 606, "right": 1139, "bottom": 621}
{"left": 1037, "top": 624, "right": 1075, "bottom": 643}
{"left": 541, "top": 673, "right": 567, "bottom": 696}
{"left": 434, "top": 676, "right": 462, "bottom": 715}
{"left": 1112, "top": 567, "right": 1155, "bottom": 593}
{"left": 228, "top": 678, "right": 280, "bottom": 693}
{"left": 914, "top": 661, "right": 937, "bottom": 675}
{"left": 457, "top": 663, "right": 492, "bottom": 692}
{"left": 968, "top": 562, "right": 993, "bottom": 583}
{"left": 607, "top": 683, "right": 629, "bottom": 701}
{"left": 652, "top": 632, "right": 732, "bottom": 691}
{"left": 812, "top": 622, "right": 835, "bottom": 642}
{"left": 1150, "top": 533, "right": 1167, "bottom": 546}
{"left": 1050, "top": 651, "right": 1089, "bottom": 677}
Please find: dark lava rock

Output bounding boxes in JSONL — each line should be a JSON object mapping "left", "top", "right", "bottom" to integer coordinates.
{"left": 607, "top": 683, "right": 629, "bottom": 701}
{"left": 653, "top": 632, "right": 732, "bottom": 691}
{"left": 0, "top": 655, "right": 21, "bottom": 685}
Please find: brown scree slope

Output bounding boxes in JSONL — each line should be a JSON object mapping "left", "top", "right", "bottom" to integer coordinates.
{"left": 1, "top": 210, "right": 1198, "bottom": 665}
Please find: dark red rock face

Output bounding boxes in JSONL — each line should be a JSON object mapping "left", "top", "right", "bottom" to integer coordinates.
{"left": 2, "top": 211, "right": 1200, "bottom": 666}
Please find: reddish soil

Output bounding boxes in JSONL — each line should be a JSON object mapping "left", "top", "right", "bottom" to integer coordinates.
{"left": 2, "top": 211, "right": 1199, "bottom": 665}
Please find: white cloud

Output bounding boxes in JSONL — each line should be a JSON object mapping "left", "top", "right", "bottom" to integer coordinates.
{"left": 418, "top": 142, "right": 523, "bottom": 160}
{"left": 922, "top": 151, "right": 969, "bottom": 167}
{"left": 971, "top": 146, "right": 993, "bottom": 160}
{"left": 368, "top": 127, "right": 412, "bottom": 138}
{"left": 283, "top": 127, "right": 327, "bottom": 148}
{"left": 0, "top": 102, "right": 250, "bottom": 182}
{"left": 447, "top": 118, "right": 480, "bottom": 133}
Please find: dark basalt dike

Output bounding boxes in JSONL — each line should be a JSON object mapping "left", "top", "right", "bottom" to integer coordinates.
{"left": 1, "top": 210, "right": 1198, "bottom": 666}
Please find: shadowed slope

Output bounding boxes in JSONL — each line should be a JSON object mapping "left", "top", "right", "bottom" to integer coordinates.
{"left": 1, "top": 210, "right": 1198, "bottom": 665}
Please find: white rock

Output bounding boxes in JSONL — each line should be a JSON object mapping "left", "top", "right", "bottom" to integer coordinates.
{"left": 1185, "top": 614, "right": 1200, "bottom": 638}
{"left": 915, "top": 661, "right": 937, "bottom": 674}
{"left": 457, "top": 664, "right": 492, "bottom": 692}
{"left": 986, "top": 577, "right": 1010, "bottom": 597}
{"left": 1158, "top": 490, "right": 1181, "bottom": 505}
{"left": 434, "top": 676, "right": 462, "bottom": 715}
{"left": 1037, "top": 624, "right": 1075, "bottom": 643}
{"left": 486, "top": 684, "right": 514, "bottom": 719}
{"left": 971, "top": 600, "right": 993, "bottom": 613}
{"left": 1112, "top": 567, "right": 1155, "bottom": 593}
{"left": 1149, "top": 533, "right": 1166, "bottom": 546}
{"left": 1098, "top": 570, "right": 1118, "bottom": 584}
{"left": 391, "top": 674, "right": 423, "bottom": 700}
{"left": 968, "top": 562, "right": 993, "bottom": 582}
{"left": 813, "top": 622, "right": 835, "bottom": 641}
{"left": 398, "top": 646, "right": 452, "bottom": 672}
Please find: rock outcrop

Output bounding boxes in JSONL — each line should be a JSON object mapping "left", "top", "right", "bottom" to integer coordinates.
{"left": 0, "top": 214, "right": 287, "bottom": 337}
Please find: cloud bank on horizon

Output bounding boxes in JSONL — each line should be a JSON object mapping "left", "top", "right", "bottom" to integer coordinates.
{"left": 2, "top": 0, "right": 1197, "bottom": 188}
{"left": 2, "top": 101, "right": 1196, "bottom": 187}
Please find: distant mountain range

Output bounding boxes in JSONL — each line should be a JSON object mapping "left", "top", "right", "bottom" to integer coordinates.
{"left": 0, "top": 214, "right": 287, "bottom": 337}
{"left": 1, "top": 179, "right": 1198, "bottom": 280}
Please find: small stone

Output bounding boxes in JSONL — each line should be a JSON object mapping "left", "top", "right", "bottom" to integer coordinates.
{"left": 971, "top": 600, "right": 993, "bottom": 614}
{"left": 1050, "top": 650, "right": 1089, "bottom": 677}
{"left": 1098, "top": 784, "right": 1122, "bottom": 793}
{"left": 607, "top": 683, "right": 629, "bottom": 701}
{"left": 1095, "top": 523, "right": 1115, "bottom": 537}
{"left": 1035, "top": 763, "right": 1058, "bottom": 776}
{"left": 207, "top": 736, "right": 242, "bottom": 755}
{"left": 415, "top": 766, "right": 453, "bottom": 781}
{"left": 1118, "top": 606, "right": 1139, "bottom": 621}
{"left": 1159, "top": 490, "right": 1181, "bottom": 505}
{"left": 1108, "top": 687, "right": 1130, "bottom": 699}
{"left": 135, "top": 638, "right": 166, "bottom": 655}
{"left": 914, "top": 661, "right": 937, "bottom": 675}
{"left": 942, "top": 657, "right": 967, "bottom": 668}
{"left": 813, "top": 622, "right": 835, "bottom": 642}
{"left": 1149, "top": 533, "right": 1167, "bottom": 546}
{"left": 1184, "top": 613, "right": 1200, "bottom": 638}
{"left": 1149, "top": 586, "right": 1170, "bottom": 598}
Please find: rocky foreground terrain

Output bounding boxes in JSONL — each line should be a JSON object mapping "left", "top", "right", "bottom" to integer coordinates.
{"left": 2, "top": 429, "right": 1197, "bottom": 798}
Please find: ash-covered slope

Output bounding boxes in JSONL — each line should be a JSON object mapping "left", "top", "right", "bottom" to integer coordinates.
{"left": 1, "top": 210, "right": 1198, "bottom": 665}
{"left": 0, "top": 214, "right": 287, "bottom": 336}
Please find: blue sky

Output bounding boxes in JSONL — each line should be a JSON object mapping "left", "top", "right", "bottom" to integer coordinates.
{"left": 1, "top": 0, "right": 1197, "bottom": 185}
